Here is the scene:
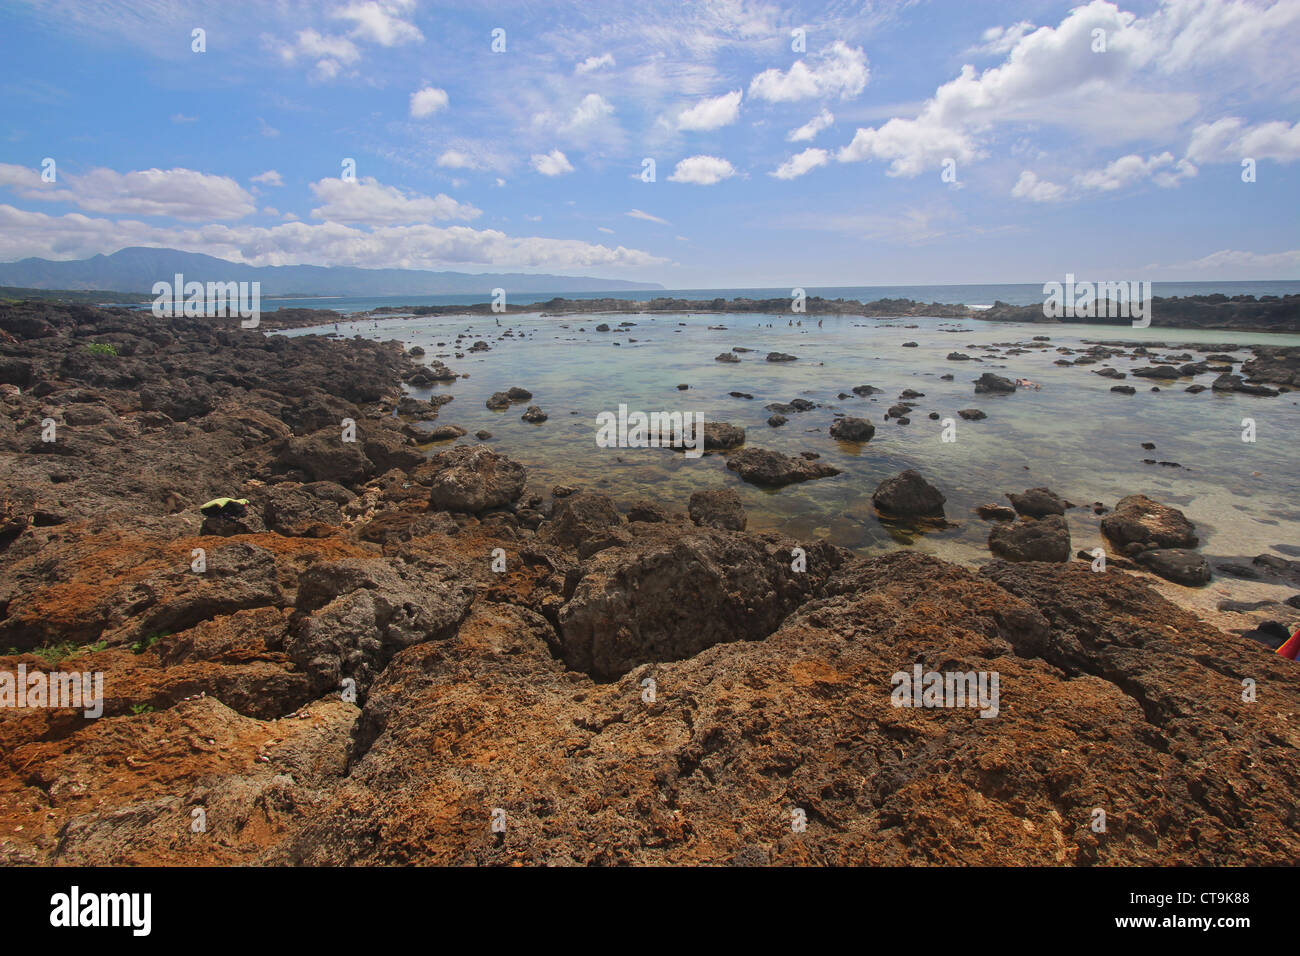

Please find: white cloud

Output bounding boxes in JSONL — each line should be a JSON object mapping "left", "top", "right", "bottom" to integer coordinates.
{"left": 410, "top": 86, "right": 449, "bottom": 118}
{"left": 531, "top": 149, "right": 574, "bottom": 176}
{"left": 597, "top": 226, "right": 614, "bottom": 234}
{"left": 258, "top": 117, "right": 280, "bottom": 138}
{"left": 309, "top": 177, "right": 480, "bottom": 224}
{"left": 436, "top": 150, "right": 479, "bottom": 169}
{"left": 0, "top": 203, "right": 669, "bottom": 272}
{"left": 332, "top": 1, "right": 423, "bottom": 47}
{"left": 250, "top": 170, "right": 284, "bottom": 186}
{"left": 974, "top": 20, "right": 1036, "bottom": 56}
{"left": 787, "top": 108, "right": 833, "bottom": 142}
{"left": 771, "top": 148, "right": 829, "bottom": 180}
{"left": 280, "top": 28, "right": 361, "bottom": 79}
{"left": 834, "top": 0, "right": 1239, "bottom": 178}
{"left": 262, "top": 206, "right": 280, "bottom": 216}
{"left": 676, "top": 90, "right": 742, "bottom": 131}
{"left": 575, "top": 53, "right": 614, "bottom": 74}
{"left": 667, "top": 155, "right": 736, "bottom": 185}
{"left": 1153, "top": 247, "right": 1300, "bottom": 279}
{"left": 1011, "top": 170, "right": 1067, "bottom": 202}
{"left": 626, "top": 208, "right": 669, "bottom": 225}
{"left": 170, "top": 113, "right": 197, "bottom": 124}
{"left": 1187, "top": 117, "right": 1300, "bottom": 164}
{"left": 564, "top": 93, "right": 614, "bottom": 131}
{"left": 837, "top": 119, "right": 980, "bottom": 178}
{"left": 278, "top": 2, "right": 421, "bottom": 78}
{"left": 1076, "top": 152, "right": 1197, "bottom": 191}
{"left": 0, "top": 163, "right": 257, "bottom": 221}
{"left": 748, "top": 41, "right": 869, "bottom": 102}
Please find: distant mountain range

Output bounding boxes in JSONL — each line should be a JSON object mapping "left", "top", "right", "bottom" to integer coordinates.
{"left": 0, "top": 247, "right": 664, "bottom": 297}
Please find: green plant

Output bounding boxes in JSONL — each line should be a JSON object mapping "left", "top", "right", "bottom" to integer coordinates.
{"left": 129, "top": 703, "right": 154, "bottom": 716}
{"left": 130, "top": 631, "right": 168, "bottom": 655}
{"left": 11, "top": 639, "right": 108, "bottom": 664}
{"left": 85, "top": 342, "right": 118, "bottom": 356}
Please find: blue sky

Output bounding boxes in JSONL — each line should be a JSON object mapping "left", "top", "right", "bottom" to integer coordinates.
{"left": 1, "top": 0, "right": 1298, "bottom": 287}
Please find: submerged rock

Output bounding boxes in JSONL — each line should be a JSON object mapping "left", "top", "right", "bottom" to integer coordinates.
{"left": 725, "top": 448, "right": 841, "bottom": 487}
{"left": 872, "top": 470, "right": 945, "bottom": 518}
{"left": 828, "top": 417, "right": 875, "bottom": 442}
{"left": 1100, "top": 494, "right": 1198, "bottom": 549}
{"left": 1007, "top": 487, "right": 1072, "bottom": 518}
{"left": 1134, "top": 548, "right": 1211, "bottom": 586}
{"left": 988, "top": 515, "right": 1071, "bottom": 562}
{"left": 974, "top": 373, "right": 1016, "bottom": 394}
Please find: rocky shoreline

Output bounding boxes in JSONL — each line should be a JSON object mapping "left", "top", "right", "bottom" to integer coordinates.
{"left": 364, "top": 292, "right": 1300, "bottom": 333}
{"left": 1, "top": 301, "right": 1298, "bottom": 866}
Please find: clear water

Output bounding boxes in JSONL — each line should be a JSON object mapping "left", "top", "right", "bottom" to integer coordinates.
{"left": 282, "top": 311, "right": 1300, "bottom": 569}
{"left": 264, "top": 280, "right": 1300, "bottom": 313}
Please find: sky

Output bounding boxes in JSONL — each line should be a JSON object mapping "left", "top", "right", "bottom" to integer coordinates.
{"left": 0, "top": 0, "right": 1298, "bottom": 288}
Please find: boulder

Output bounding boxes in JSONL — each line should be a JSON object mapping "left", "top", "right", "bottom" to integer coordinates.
{"left": 725, "top": 448, "right": 841, "bottom": 487}
{"left": 263, "top": 483, "right": 344, "bottom": 537}
{"left": 274, "top": 428, "right": 374, "bottom": 486}
{"left": 974, "top": 373, "right": 1016, "bottom": 394}
{"left": 544, "top": 492, "right": 628, "bottom": 558}
{"left": 1100, "top": 494, "right": 1198, "bottom": 549}
{"left": 872, "top": 470, "right": 946, "bottom": 518}
{"left": 425, "top": 445, "right": 527, "bottom": 513}
{"left": 556, "top": 527, "right": 841, "bottom": 678}
{"left": 829, "top": 417, "right": 875, "bottom": 442}
{"left": 1134, "top": 549, "right": 1211, "bottom": 586}
{"left": 688, "top": 488, "right": 747, "bottom": 531}
{"left": 988, "top": 515, "right": 1071, "bottom": 562}
{"left": 1007, "top": 487, "right": 1072, "bottom": 518}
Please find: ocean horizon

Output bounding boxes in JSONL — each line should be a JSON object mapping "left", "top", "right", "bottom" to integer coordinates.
{"left": 253, "top": 280, "right": 1300, "bottom": 315}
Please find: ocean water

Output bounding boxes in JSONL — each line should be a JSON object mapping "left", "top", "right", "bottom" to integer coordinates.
{"left": 280, "top": 309, "right": 1300, "bottom": 577}
{"left": 265, "top": 280, "right": 1300, "bottom": 314}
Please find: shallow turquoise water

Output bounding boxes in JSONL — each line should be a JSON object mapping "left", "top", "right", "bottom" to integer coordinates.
{"left": 286, "top": 311, "right": 1300, "bottom": 566}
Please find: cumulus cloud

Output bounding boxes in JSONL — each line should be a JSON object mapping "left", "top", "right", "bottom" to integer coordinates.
{"left": 575, "top": 53, "right": 614, "bottom": 74}
{"left": 1014, "top": 151, "right": 1197, "bottom": 202}
{"left": 278, "top": 1, "right": 422, "bottom": 78}
{"left": 531, "top": 149, "right": 574, "bottom": 176}
{"left": 834, "top": 0, "right": 1247, "bottom": 178}
{"left": 837, "top": 120, "right": 980, "bottom": 178}
{"left": 0, "top": 203, "right": 668, "bottom": 271}
{"left": 250, "top": 170, "right": 284, "bottom": 186}
{"left": 1186, "top": 117, "right": 1300, "bottom": 164}
{"left": 1076, "top": 151, "right": 1197, "bottom": 191}
{"left": 626, "top": 208, "right": 669, "bottom": 225}
{"left": 748, "top": 41, "right": 868, "bottom": 102}
{"left": 676, "top": 90, "right": 742, "bottom": 131}
{"left": 563, "top": 93, "right": 614, "bottom": 131}
{"left": 279, "top": 28, "right": 361, "bottom": 80}
{"left": 667, "top": 155, "right": 736, "bottom": 185}
{"left": 0, "top": 163, "right": 257, "bottom": 221}
{"left": 787, "top": 108, "right": 833, "bottom": 142}
{"left": 771, "top": 148, "right": 829, "bottom": 180}
{"left": 973, "top": 20, "right": 1036, "bottom": 56}
{"left": 410, "top": 86, "right": 449, "bottom": 118}
{"left": 436, "top": 150, "right": 479, "bottom": 169}
{"left": 1011, "top": 170, "right": 1067, "bottom": 202}
{"left": 332, "top": 0, "right": 423, "bottom": 47}
{"left": 308, "top": 176, "right": 479, "bottom": 224}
